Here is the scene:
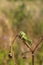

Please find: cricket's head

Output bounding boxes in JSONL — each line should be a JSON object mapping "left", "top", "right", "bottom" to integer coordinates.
{"left": 18, "top": 31, "right": 25, "bottom": 38}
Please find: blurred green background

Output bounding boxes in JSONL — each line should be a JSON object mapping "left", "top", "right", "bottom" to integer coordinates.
{"left": 0, "top": 0, "right": 43, "bottom": 65}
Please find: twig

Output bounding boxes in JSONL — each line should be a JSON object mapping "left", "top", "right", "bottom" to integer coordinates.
{"left": 33, "top": 36, "right": 43, "bottom": 52}
{"left": 22, "top": 40, "right": 32, "bottom": 52}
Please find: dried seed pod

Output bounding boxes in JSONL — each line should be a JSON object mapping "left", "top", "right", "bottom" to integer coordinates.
{"left": 8, "top": 53, "right": 12, "bottom": 58}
